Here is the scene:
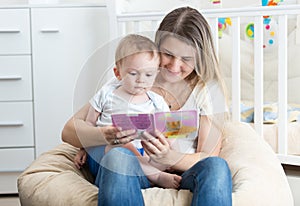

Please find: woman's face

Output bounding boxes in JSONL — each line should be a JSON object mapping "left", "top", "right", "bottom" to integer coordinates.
{"left": 159, "top": 36, "right": 196, "bottom": 83}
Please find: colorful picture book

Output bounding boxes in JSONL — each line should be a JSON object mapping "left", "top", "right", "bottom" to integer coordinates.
{"left": 111, "top": 110, "right": 198, "bottom": 138}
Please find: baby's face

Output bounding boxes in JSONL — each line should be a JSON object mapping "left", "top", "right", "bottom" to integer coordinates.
{"left": 118, "top": 52, "right": 159, "bottom": 95}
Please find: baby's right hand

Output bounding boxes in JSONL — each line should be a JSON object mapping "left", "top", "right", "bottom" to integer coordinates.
{"left": 100, "top": 126, "right": 138, "bottom": 145}
{"left": 74, "top": 148, "right": 87, "bottom": 169}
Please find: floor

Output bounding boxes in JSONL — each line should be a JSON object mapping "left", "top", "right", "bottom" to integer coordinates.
{"left": 1, "top": 167, "right": 299, "bottom": 206}
{"left": 284, "top": 165, "right": 300, "bottom": 206}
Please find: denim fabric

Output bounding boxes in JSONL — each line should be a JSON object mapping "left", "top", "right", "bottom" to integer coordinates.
{"left": 87, "top": 147, "right": 232, "bottom": 206}
{"left": 86, "top": 146, "right": 105, "bottom": 178}
{"left": 180, "top": 157, "right": 232, "bottom": 206}
{"left": 87, "top": 147, "right": 151, "bottom": 206}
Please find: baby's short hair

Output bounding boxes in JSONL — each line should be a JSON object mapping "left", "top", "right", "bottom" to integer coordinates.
{"left": 115, "top": 34, "right": 159, "bottom": 67}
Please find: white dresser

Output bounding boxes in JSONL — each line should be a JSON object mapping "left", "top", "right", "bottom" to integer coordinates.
{"left": 0, "top": 3, "right": 109, "bottom": 194}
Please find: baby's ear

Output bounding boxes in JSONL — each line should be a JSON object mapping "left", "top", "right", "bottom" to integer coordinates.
{"left": 113, "top": 67, "right": 122, "bottom": 80}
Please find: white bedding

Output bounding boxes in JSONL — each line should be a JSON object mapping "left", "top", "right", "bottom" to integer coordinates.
{"left": 239, "top": 102, "right": 300, "bottom": 156}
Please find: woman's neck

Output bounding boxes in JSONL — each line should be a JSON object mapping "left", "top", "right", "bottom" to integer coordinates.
{"left": 153, "top": 74, "right": 196, "bottom": 110}
{"left": 154, "top": 74, "right": 187, "bottom": 92}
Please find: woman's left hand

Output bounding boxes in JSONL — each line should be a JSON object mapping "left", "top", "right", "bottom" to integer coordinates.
{"left": 141, "top": 130, "right": 182, "bottom": 168}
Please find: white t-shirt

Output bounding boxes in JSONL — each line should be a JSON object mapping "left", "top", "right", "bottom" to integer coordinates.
{"left": 89, "top": 79, "right": 169, "bottom": 151}
{"left": 181, "top": 80, "right": 227, "bottom": 115}
{"left": 89, "top": 80, "right": 169, "bottom": 127}
{"left": 174, "top": 80, "right": 228, "bottom": 154}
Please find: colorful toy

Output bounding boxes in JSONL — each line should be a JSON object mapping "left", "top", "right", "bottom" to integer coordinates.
{"left": 245, "top": 0, "right": 283, "bottom": 49}
{"left": 218, "top": 17, "right": 231, "bottom": 38}
{"left": 211, "top": 0, "right": 221, "bottom": 4}
{"left": 262, "top": 0, "right": 283, "bottom": 48}
{"left": 245, "top": 23, "right": 254, "bottom": 39}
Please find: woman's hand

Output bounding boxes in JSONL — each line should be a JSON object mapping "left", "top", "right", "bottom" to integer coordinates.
{"left": 141, "top": 130, "right": 183, "bottom": 169}
{"left": 100, "top": 126, "right": 138, "bottom": 145}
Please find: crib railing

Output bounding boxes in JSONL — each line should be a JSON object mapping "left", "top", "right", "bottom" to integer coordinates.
{"left": 106, "top": 0, "right": 300, "bottom": 166}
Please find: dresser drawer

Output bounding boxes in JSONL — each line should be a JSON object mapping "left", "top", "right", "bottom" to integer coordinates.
{"left": 0, "top": 102, "right": 34, "bottom": 147}
{"left": 0, "top": 172, "right": 21, "bottom": 194}
{"left": 0, "top": 148, "right": 34, "bottom": 172}
{"left": 0, "top": 9, "right": 30, "bottom": 55}
{"left": 0, "top": 56, "right": 32, "bottom": 101}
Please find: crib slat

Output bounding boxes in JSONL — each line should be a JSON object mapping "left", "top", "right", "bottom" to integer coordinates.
{"left": 151, "top": 20, "right": 158, "bottom": 32}
{"left": 254, "top": 16, "right": 264, "bottom": 137}
{"left": 106, "top": 0, "right": 118, "bottom": 40}
{"left": 231, "top": 17, "right": 241, "bottom": 122}
{"left": 208, "top": 17, "right": 219, "bottom": 54}
{"left": 134, "top": 21, "right": 140, "bottom": 33}
{"left": 297, "top": 15, "right": 300, "bottom": 44}
{"left": 278, "top": 15, "right": 288, "bottom": 155}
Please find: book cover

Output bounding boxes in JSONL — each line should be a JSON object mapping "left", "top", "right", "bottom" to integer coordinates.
{"left": 111, "top": 110, "right": 198, "bottom": 138}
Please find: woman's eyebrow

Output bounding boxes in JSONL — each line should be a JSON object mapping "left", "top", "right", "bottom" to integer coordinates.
{"left": 161, "top": 47, "right": 194, "bottom": 59}
{"left": 160, "top": 47, "right": 173, "bottom": 54}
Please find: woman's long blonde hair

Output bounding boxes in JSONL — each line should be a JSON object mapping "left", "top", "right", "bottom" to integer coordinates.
{"left": 155, "top": 7, "right": 227, "bottom": 98}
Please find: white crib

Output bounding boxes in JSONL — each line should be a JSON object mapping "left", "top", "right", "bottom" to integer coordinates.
{"left": 106, "top": 0, "right": 300, "bottom": 166}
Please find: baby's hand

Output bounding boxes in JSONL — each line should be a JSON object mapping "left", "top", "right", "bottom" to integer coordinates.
{"left": 74, "top": 148, "right": 87, "bottom": 169}
{"left": 100, "top": 126, "right": 138, "bottom": 145}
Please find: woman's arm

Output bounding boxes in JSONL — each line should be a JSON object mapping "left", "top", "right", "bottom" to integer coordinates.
{"left": 62, "top": 103, "right": 107, "bottom": 147}
{"left": 171, "top": 115, "right": 222, "bottom": 171}
{"left": 196, "top": 115, "right": 222, "bottom": 156}
{"left": 172, "top": 113, "right": 225, "bottom": 171}
{"left": 86, "top": 105, "right": 101, "bottom": 126}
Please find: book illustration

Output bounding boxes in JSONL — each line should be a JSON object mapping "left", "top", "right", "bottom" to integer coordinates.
{"left": 112, "top": 110, "right": 198, "bottom": 139}
{"left": 154, "top": 110, "right": 198, "bottom": 138}
{"left": 111, "top": 113, "right": 155, "bottom": 134}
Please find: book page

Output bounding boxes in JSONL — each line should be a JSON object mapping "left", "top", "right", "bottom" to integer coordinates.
{"left": 154, "top": 110, "right": 198, "bottom": 138}
{"left": 111, "top": 113, "right": 155, "bottom": 133}
{"left": 111, "top": 110, "right": 198, "bottom": 139}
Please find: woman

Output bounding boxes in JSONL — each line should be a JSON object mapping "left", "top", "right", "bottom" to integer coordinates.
{"left": 62, "top": 6, "right": 232, "bottom": 206}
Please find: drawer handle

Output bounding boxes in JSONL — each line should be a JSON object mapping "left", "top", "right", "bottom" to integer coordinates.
{"left": 0, "top": 121, "right": 24, "bottom": 127}
{"left": 0, "top": 75, "right": 22, "bottom": 80}
{"left": 40, "top": 29, "right": 60, "bottom": 33}
{"left": 0, "top": 29, "right": 21, "bottom": 33}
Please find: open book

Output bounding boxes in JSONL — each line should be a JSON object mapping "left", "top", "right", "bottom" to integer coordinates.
{"left": 111, "top": 110, "right": 198, "bottom": 138}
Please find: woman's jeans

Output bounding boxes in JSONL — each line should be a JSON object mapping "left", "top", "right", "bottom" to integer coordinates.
{"left": 87, "top": 146, "right": 232, "bottom": 206}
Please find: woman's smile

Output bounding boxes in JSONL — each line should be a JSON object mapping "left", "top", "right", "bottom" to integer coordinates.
{"left": 159, "top": 36, "right": 196, "bottom": 82}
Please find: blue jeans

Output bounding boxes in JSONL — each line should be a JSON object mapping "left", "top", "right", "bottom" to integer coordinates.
{"left": 180, "top": 156, "right": 232, "bottom": 206}
{"left": 87, "top": 146, "right": 232, "bottom": 206}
